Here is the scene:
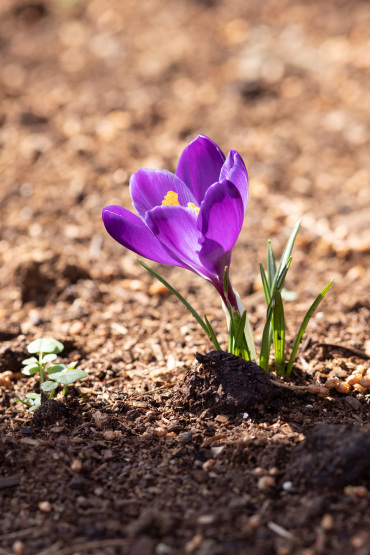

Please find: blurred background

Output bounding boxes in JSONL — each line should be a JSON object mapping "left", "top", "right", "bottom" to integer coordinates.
{"left": 0, "top": 0, "right": 369, "bottom": 356}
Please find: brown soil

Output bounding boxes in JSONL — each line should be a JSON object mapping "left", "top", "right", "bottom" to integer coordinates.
{"left": 1, "top": 0, "right": 370, "bottom": 554}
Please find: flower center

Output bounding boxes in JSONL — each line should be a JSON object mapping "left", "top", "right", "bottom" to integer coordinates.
{"left": 162, "top": 191, "right": 200, "bottom": 214}
{"left": 162, "top": 191, "right": 180, "bottom": 206}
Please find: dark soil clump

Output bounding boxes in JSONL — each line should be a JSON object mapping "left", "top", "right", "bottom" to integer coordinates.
{"left": 285, "top": 425, "right": 370, "bottom": 490}
{"left": 32, "top": 399, "right": 69, "bottom": 427}
{"left": 176, "top": 350, "right": 276, "bottom": 414}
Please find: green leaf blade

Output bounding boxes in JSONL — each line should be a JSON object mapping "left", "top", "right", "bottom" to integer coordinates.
{"left": 286, "top": 280, "right": 334, "bottom": 375}
{"left": 204, "top": 315, "right": 221, "bottom": 351}
{"left": 267, "top": 240, "right": 276, "bottom": 290}
{"left": 272, "top": 220, "right": 301, "bottom": 292}
{"left": 273, "top": 288, "right": 286, "bottom": 375}
{"left": 138, "top": 259, "right": 213, "bottom": 344}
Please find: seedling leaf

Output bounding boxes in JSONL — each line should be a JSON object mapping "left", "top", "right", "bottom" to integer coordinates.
{"left": 41, "top": 354, "right": 58, "bottom": 364}
{"left": 49, "top": 369, "right": 87, "bottom": 385}
{"left": 41, "top": 381, "right": 59, "bottom": 392}
{"left": 27, "top": 338, "right": 64, "bottom": 355}
{"left": 48, "top": 363, "right": 67, "bottom": 374}
{"left": 22, "top": 364, "right": 40, "bottom": 376}
{"left": 22, "top": 357, "right": 38, "bottom": 365}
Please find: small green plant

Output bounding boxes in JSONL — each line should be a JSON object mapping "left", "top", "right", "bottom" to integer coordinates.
{"left": 15, "top": 338, "right": 87, "bottom": 410}
{"left": 258, "top": 221, "right": 333, "bottom": 375}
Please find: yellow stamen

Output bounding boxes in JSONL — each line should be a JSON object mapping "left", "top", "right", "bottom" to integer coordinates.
{"left": 162, "top": 191, "right": 180, "bottom": 206}
{"left": 187, "top": 202, "right": 200, "bottom": 214}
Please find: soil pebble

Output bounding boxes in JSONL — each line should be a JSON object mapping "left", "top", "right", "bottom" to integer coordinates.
{"left": 175, "top": 350, "right": 276, "bottom": 414}
{"left": 32, "top": 399, "right": 69, "bottom": 427}
{"left": 285, "top": 425, "right": 370, "bottom": 490}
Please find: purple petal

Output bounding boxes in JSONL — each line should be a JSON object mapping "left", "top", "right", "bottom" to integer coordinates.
{"left": 102, "top": 205, "right": 186, "bottom": 267}
{"left": 176, "top": 135, "right": 225, "bottom": 205}
{"left": 130, "top": 169, "right": 196, "bottom": 218}
{"left": 145, "top": 205, "right": 214, "bottom": 280}
{"left": 219, "top": 150, "right": 249, "bottom": 211}
{"left": 198, "top": 181, "right": 244, "bottom": 277}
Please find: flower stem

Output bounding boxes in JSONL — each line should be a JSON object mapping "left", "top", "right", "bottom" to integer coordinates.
{"left": 39, "top": 352, "right": 45, "bottom": 384}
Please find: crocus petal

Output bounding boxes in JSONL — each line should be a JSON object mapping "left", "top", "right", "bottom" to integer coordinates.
{"left": 198, "top": 180, "right": 244, "bottom": 277}
{"left": 145, "top": 205, "right": 213, "bottom": 280}
{"left": 102, "top": 205, "right": 186, "bottom": 267}
{"left": 130, "top": 169, "right": 196, "bottom": 218}
{"left": 176, "top": 135, "right": 225, "bottom": 205}
{"left": 219, "top": 150, "right": 249, "bottom": 211}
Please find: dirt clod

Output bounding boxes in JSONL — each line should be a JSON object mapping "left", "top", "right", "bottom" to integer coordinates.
{"left": 176, "top": 350, "right": 276, "bottom": 414}
{"left": 285, "top": 425, "right": 370, "bottom": 490}
{"left": 32, "top": 400, "right": 69, "bottom": 427}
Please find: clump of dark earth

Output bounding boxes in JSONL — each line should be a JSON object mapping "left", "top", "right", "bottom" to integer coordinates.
{"left": 32, "top": 399, "right": 69, "bottom": 427}
{"left": 285, "top": 425, "right": 370, "bottom": 490}
{"left": 176, "top": 350, "right": 276, "bottom": 414}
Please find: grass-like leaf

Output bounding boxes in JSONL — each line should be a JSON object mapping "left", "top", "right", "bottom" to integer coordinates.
{"left": 138, "top": 259, "right": 220, "bottom": 350}
{"left": 286, "top": 279, "right": 334, "bottom": 375}
{"left": 271, "top": 220, "right": 301, "bottom": 293}
{"left": 260, "top": 264, "right": 271, "bottom": 305}
{"left": 259, "top": 294, "right": 275, "bottom": 371}
{"left": 272, "top": 288, "right": 285, "bottom": 375}
{"left": 204, "top": 314, "right": 221, "bottom": 351}
{"left": 234, "top": 310, "right": 247, "bottom": 353}
{"left": 267, "top": 240, "right": 276, "bottom": 290}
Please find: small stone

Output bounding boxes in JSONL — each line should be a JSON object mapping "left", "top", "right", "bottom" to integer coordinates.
{"left": 240, "top": 433, "right": 253, "bottom": 445}
{"left": 185, "top": 533, "right": 203, "bottom": 553}
{"left": 149, "top": 282, "right": 169, "bottom": 296}
{"left": 215, "top": 414, "right": 229, "bottom": 423}
{"left": 12, "top": 540, "right": 24, "bottom": 554}
{"left": 345, "top": 396, "right": 362, "bottom": 410}
{"left": 197, "top": 514, "right": 216, "bottom": 525}
{"left": 350, "top": 532, "right": 368, "bottom": 549}
{"left": 210, "top": 445, "right": 224, "bottom": 456}
{"left": 68, "top": 474, "right": 83, "bottom": 490}
{"left": 69, "top": 320, "right": 84, "bottom": 335}
{"left": 248, "top": 514, "right": 261, "bottom": 529}
{"left": 202, "top": 459, "right": 216, "bottom": 471}
{"left": 0, "top": 372, "right": 12, "bottom": 387}
{"left": 153, "top": 427, "right": 168, "bottom": 438}
{"left": 257, "top": 476, "right": 275, "bottom": 489}
{"left": 70, "top": 459, "right": 83, "bottom": 473}
{"left": 321, "top": 514, "right": 334, "bottom": 531}
{"left": 103, "top": 430, "right": 116, "bottom": 441}
{"left": 38, "top": 501, "right": 52, "bottom": 513}
{"left": 359, "top": 376, "right": 370, "bottom": 388}
{"left": 344, "top": 485, "right": 368, "bottom": 498}
{"left": 179, "top": 431, "right": 192, "bottom": 444}
{"left": 253, "top": 467, "right": 266, "bottom": 477}
{"left": 155, "top": 543, "right": 171, "bottom": 555}
{"left": 282, "top": 481, "right": 294, "bottom": 492}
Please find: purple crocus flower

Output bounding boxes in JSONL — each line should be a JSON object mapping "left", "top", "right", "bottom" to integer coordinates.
{"left": 102, "top": 135, "right": 248, "bottom": 311}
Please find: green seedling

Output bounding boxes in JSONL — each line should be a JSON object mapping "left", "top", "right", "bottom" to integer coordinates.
{"left": 15, "top": 338, "right": 87, "bottom": 410}
{"left": 259, "top": 222, "right": 334, "bottom": 374}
